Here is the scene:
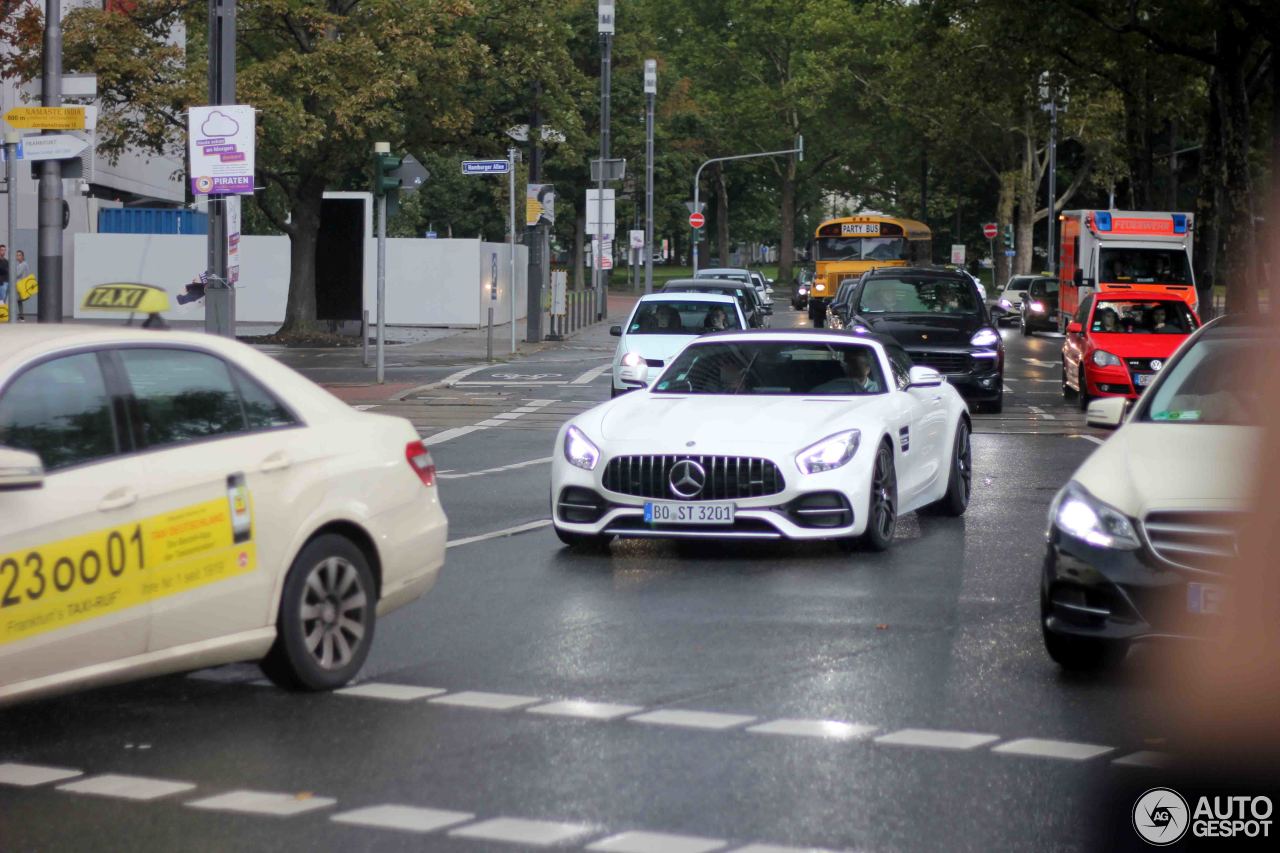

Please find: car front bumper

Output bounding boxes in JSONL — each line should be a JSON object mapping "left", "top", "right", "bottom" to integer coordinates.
{"left": 1041, "top": 529, "right": 1224, "bottom": 643}
{"left": 904, "top": 347, "right": 1003, "bottom": 402}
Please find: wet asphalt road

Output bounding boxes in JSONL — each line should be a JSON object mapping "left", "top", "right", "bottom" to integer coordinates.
{"left": 0, "top": 308, "right": 1174, "bottom": 852}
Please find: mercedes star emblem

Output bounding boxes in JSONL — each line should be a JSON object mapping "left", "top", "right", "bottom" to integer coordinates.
{"left": 668, "top": 459, "right": 707, "bottom": 499}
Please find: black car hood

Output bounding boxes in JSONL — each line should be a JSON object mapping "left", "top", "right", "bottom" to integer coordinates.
{"left": 856, "top": 313, "right": 984, "bottom": 348}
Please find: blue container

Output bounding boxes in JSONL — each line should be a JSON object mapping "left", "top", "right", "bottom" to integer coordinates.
{"left": 98, "top": 208, "right": 209, "bottom": 235}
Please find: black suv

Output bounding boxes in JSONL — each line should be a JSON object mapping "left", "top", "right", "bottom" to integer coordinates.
{"left": 841, "top": 267, "right": 1005, "bottom": 412}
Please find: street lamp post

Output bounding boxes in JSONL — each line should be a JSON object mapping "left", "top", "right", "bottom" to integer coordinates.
{"left": 596, "top": 2, "right": 614, "bottom": 319}
{"left": 691, "top": 136, "right": 803, "bottom": 273}
{"left": 644, "top": 58, "right": 656, "bottom": 294}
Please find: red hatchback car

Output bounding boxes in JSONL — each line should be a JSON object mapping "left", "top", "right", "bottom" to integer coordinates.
{"left": 1061, "top": 291, "right": 1199, "bottom": 409}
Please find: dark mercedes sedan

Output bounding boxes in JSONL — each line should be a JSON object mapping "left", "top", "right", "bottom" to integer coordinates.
{"left": 842, "top": 267, "right": 1005, "bottom": 412}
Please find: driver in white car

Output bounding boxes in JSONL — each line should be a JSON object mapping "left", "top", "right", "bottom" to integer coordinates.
{"left": 814, "top": 348, "right": 882, "bottom": 394}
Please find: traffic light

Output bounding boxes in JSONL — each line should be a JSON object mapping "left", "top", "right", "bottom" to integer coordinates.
{"left": 373, "top": 152, "right": 403, "bottom": 197}
{"left": 1002, "top": 223, "right": 1014, "bottom": 248}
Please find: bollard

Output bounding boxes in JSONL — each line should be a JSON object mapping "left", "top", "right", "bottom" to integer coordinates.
{"left": 487, "top": 306, "right": 494, "bottom": 362}
{"left": 362, "top": 309, "right": 370, "bottom": 367}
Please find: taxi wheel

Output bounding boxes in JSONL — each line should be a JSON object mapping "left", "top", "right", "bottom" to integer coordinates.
{"left": 261, "top": 535, "right": 377, "bottom": 691}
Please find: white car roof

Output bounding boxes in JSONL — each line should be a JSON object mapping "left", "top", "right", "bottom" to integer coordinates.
{"left": 682, "top": 329, "right": 889, "bottom": 352}
{"left": 697, "top": 268, "right": 750, "bottom": 276}
{"left": 636, "top": 292, "right": 739, "bottom": 305}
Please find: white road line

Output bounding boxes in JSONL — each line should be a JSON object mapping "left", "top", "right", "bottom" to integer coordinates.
{"left": 186, "top": 789, "right": 337, "bottom": 816}
{"left": 335, "top": 683, "right": 447, "bottom": 702}
{"left": 438, "top": 457, "right": 553, "bottom": 480}
{"left": 395, "top": 364, "right": 492, "bottom": 399}
{"left": 991, "top": 738, "right": 1113, "bottom": 761}
{"left": 0, "top": 762, "right": 82, "bottom": 787}
{"left": 526, "top": 700, "right": 645, "bottom": 721}
{"left": 423, "top": 425, "right": 486, "bottom": 445}
{"left": 1112, "top": 750, "right": 1174, "bottom": 769}
{"left": 58, "top": 773, "right": 196, "bottom": 801}
{"left": 429, "top": 691, "right": 541, "bottom": 710}
{"left": 331, "top": 804, "right": 475, "bottom": 833}
{"left": 572, "top": 362, "right": 615, "bottom": 385}
{"left": 745, "top": 719, "right": 876, "bottom": 740}
{"left": 456, "top": 380, "right": 567, "bottom": 386}
{"left": 628, "top": 710, "right": 756, "bottom": 731}
{"left": 446, "top": 520, "right": 551, "bottom": 549}
{"left": 477, "top": 419, "right": 508, "bottom": 427}
{"left": 1070, "top": 434, "right": 1105, "bottom": 446}
{"left": 352, "top": 404, "right": 379, "bottom": 411}
{"left": 873, "top": 729, "right": 1000, "bottom": 751}
{"left": 588, "top": 830, "right": 727, "bottom": 853}
{"left": 1028, "top": 406, "right": 1057, "bottom": 420}
{"left": 730, "top": 845, "right": 844, "bottom": 853}
{"left": 448, "top": 817, "right": 596, "bottom": 847}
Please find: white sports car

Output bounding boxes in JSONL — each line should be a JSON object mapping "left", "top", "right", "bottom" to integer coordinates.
{"left": 552, "top": 330, "right": 973, "bottom": 550}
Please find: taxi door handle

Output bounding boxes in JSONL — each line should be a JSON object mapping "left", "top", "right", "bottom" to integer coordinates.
{"left": 259, "top": 451, "right": 291, "bottom": 473}
{"left": 98, "top": 488, "right": 138, "bottom": 512}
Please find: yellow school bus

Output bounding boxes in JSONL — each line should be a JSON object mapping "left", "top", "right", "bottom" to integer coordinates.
{"left": 808, "top": 215, "right": 932, "bottom": 326}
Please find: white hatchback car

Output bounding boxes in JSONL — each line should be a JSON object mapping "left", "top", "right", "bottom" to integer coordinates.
{"left": 0, "top": 326, "right": 447, "bottom": 706}
{"left": 609, "top": 292, "right": 747, "bottom": 396}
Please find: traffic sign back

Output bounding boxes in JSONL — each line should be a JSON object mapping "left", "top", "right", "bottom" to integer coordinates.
{"left": 982, "top": 222, "right": 998, "bottom": 240}
{"left": 689, "top": 212, "right": 705, "bottom": 229}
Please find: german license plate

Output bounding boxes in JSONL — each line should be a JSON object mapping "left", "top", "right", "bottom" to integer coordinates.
{"left": 644, "top": 501, "right": 735, "bottom": 525}
{"left": 1187, "top": 582, "right": 1226, "bottom": 615}
{"left": 1136, "top": 373, "right": 1155, "bottom": 386}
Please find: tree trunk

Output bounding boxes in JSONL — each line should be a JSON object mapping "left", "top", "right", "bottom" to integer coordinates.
{"left": 1015, "top": 130, "right": 1037, "bottom": 275}
{"left": 573, "top": 211, "right": 586, "bottom": 290}
{"left": 715, "top": 162, "right": 730, "bottom": 267}
{"left": 994, "top": 171, "right": 1017, "bottom": 289}
{"left": 778, "top": 156, "right": 797, "bottom": 284}
{"left": 278, "top": 178, "right": 325, "bottom": 336}
{"left": 1122, "top": 70, "right": 1155, "bottom": 208}
{"left": 1217, "top": 30, "right": 1257, "bottom": 314}
{"left": 1195, "top": 74, "right": 1223, "bottom": 315}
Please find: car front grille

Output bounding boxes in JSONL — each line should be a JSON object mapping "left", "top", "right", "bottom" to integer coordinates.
{"left": 1142, "top": 510, "right": 1247, "bottom": 573}
{"left": 602, "top": 455, "right": 786, "bottom": 501}
{"left": 1125, "top": 358, "right": 1162, "bottom": 371}
{"left": 909, "top": 351, "right": 971, "bottom": 374}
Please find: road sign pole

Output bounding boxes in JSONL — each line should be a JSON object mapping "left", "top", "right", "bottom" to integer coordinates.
{"left": 644, "top": 59, "right": 656, "bottom": 295}
{"left": 204, "top": 0, "right": 237, "bottom": 337}
{"left": 596, "top": 2, "right": 612, "bottom": 321}
{"left": 37, "top": 0, "right": 63, "bottom": 323}
{"left": 374, "top": 144, "right": 389, "bottom": 383}
{"left": 5, "top": 133, "right": 16, "bottom": 323}
{"left": 509, "top": 147, "right": 517, "bottom": 355}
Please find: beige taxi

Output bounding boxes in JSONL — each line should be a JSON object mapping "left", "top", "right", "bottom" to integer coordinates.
{"left": 0, "top": 311, "right": 447, "bottom": 705}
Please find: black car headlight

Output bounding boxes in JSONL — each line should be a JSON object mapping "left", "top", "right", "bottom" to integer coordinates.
{"left": 1047, "top": 481, "right": 1140, "bottom": 550}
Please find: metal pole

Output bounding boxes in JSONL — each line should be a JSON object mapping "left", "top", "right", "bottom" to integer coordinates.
{"left": 5, "top": 133, "right": 17, "bottom": 323}
{"left": 376, "top": 189, "right": 387, "bottom": 383}
{"left": 509, "top": 147, "right": 517, "bottom": 354}
{"left": 692, "top": 164, "right": 702, "bottom": 273}
{"left": 204, "top": 0, "right": 236, "bottom": 336}
{"left": 487, "top": 306, "right": 494, "bottom": 361}
{"left": 37, "top": 0, "right": 63, "bottom": 323}
{"left": 362, "top": 308, "right": 369, "bottom": 367}
{"left": 1046, "top": 98, "right": 1057, "bottom": 276}
{"left": 645, "top": 59, "right": 656, "bottom": 294}
{"left": 596, "top": 32, "right": 612, "bottom": 320}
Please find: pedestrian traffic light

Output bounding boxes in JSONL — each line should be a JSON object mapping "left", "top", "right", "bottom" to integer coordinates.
{"left": 1002, "top": 223, "right": 1014, "bottom": 248}
{"left": 373, "top": 152, "right": 403, "bottom": 197}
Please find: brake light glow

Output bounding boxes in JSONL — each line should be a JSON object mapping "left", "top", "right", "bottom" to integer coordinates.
{"left": 405, "top": 440, "right": 437, "bottom": 487}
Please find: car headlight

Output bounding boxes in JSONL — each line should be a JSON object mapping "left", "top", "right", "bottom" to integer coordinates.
{"left": 796, "top": 429, "right": 861, "bottom": 474}
{"left": 563, "top": 425, "right": 600, "bottom": 470}
{"left": 998, "top": 297, "right": 1012, "bottom": 309}
{"left": 814, "top": 282, "right": 827, "bottom": 293}
{"left": 1028, "top": 300, "right": 1045, "bottom": 312}
{"left": 969, "top": 327, "right": 1000, "bottom": 347}
{"left": 1092, "top": 350, "right": 1122, "bottom": 367}
{"left": 1048, "top": 481, "right": 1139, "bottom": 550}
{"left": 621, "top": 351, "right": 645, "bottom": 368}
{"left": 798, "top": 286, "right": 809, "bottom": 295}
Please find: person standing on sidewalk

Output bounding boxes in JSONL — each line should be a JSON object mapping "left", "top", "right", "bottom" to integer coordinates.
{"left": 13, "top": 250, "right": 30, "bottom": 320}
{"left": 0, "top": 245, "right": 9, "bottom": 308}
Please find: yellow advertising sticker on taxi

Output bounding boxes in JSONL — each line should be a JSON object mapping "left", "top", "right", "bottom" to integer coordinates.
{"left": 1, "top": 493, "right": 257, "bottom": 645}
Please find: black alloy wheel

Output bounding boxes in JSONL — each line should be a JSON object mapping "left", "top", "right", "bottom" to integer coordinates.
{"left": 859, "top": 443, "right": 897, "bottom": 552}
{"left": 932, "top": 419, "right": 972, "bottom": 516}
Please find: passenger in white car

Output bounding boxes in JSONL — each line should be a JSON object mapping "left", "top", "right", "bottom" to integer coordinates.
{"left": 813, "top": 348, "right": 883, "bottom": 394}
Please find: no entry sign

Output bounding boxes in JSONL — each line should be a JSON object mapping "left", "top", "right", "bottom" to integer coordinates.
{"left": 689, "top": 212, "right": 706, "bottom": 229}
{"left": 982, "top": 222, "right": 998, "bottom": 240}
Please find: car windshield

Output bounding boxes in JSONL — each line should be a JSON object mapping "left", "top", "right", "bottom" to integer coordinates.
{"left": 1142, "top": 338, "right": 1270, "bottom": 425}
{"left": 1099, "top": 247, "right": 1192, "bottom": 284}
{"left": 696, "top": 271, "right": 751, "bottom": 284}
{"left": 628, "top": 301, "right": 742, "bottom": 335}
{"left": 815, "top": 237, "right": 906, "bottom": 261}
{"left": 1091, "top": 300, "right": 1196, "bottom": 334}
{"left": 653, "top": 341, "right": 887, "bottom": 395}
{"left": 856, "top": 276, "right": 979, "bottom": 314}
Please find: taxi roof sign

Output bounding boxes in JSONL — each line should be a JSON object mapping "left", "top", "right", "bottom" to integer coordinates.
{"left": 82, "top": 283, "right": 171, "bottom": 325}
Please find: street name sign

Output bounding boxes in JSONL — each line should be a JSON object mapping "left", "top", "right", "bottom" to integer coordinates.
{"left": 16, "top": 134, "right": 88, "bottom": 161}
{"left": 462, "top": 159, "right": 510, "bottom": 175}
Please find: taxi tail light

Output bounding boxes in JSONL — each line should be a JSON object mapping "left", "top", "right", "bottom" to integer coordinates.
{"left": 405, "top": 441, "right": 437, "bottom": 487}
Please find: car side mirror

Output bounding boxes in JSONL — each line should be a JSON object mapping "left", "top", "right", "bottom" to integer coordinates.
{"left": 907, "top": 366, "right": 944, "bottom": 388}
{"left": 0, "top": 446, "right": 45, "bottom": 491}
{"left": 609, "top": 325, "right": 622, "bottom": 336}
{"left": 1067, "top": 321, "right": 1083, "bottom": 334}
{"left": 1086, "top": 396, "right": 1127, "bottom": 430}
